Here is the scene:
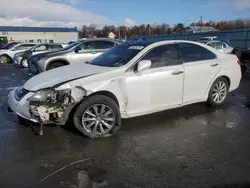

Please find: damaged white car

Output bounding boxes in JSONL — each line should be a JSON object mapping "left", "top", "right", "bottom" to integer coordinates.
{"left": 8, "top": 40, "right": 242, "bottom": 138}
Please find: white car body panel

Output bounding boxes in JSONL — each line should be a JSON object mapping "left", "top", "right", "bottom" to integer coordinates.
{"left": 182, "top": 58, "right": 221, "bottom": 103}
{"left": 8, "top": 40, "right": 242, "bottom": 122}
{"left": 0, "top": 43, "right": 36, "bottom": 59}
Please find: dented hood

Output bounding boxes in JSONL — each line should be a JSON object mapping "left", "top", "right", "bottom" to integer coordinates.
{"left": 23, "top": 63, "right": 114, "bottom": 91}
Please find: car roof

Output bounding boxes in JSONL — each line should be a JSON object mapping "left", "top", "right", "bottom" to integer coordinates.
{"left": 83, "top": 38, "right": 123, "bottom": 43}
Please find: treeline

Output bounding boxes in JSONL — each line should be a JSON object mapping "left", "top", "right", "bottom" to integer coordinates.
{"left": 79, "top": 19, "right": 250, "bottom": 39}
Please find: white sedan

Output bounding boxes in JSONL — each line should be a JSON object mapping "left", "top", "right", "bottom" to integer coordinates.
{"left": 0, "top": 43, "right": 36, "bottom": 64}
{"left": 8, "top": 40, "right": 242, "bottom": 138}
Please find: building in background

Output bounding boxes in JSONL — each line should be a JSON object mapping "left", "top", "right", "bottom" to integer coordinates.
{"left": 0, "top": 26, "right": 79, "bottom": 43}
{"left": 108, "top": 32, "right": 116, "bottom": 39}
{"left": 186, "top": 26, "right": 218, "bottom": 33}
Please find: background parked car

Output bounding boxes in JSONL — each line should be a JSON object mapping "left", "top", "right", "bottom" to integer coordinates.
{"left": 205, "top": 40, "right": 234, "bottom": 54}
{"left": 28, "top": 38, "right": 123, "bottom": 75}
{"left": 14, "top": 43, "right": 64, "bottom": 68}
{"left": 0, "top": 42, "right": 20, "bottom": 50}
{"left": 231, "top": 47, "right": 250, "bottom": 74}
{"left": 0, "top": 43, "right": 37, "bottom": 64}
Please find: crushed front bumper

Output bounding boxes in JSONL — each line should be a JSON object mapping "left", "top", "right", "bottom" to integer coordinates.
{"left": 8, "top": 89, "right": 38, "bottom": 123}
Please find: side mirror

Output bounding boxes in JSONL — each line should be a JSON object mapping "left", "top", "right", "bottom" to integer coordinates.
{"left": 137, "top": 60, "right": 151, "bottom": 72}
{"left": 74, "top": 47, "right": 81, "bottom": 53}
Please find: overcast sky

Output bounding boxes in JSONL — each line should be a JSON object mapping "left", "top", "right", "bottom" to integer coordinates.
{"left": 0, "top": 0, "right": 250, "bottom": 28}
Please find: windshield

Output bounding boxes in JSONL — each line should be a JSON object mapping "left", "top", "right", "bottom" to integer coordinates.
{"left": 62, "top": 41, "right": 80, "bottom": 50}
{"left": 89, "top": 43, "right": 145, "bottom": 67}
{"left": 1, "top": 43, "right": 18, "bottom": 50}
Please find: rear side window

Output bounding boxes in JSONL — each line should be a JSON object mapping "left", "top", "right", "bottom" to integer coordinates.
{"left": 34, "top": 45, "right": 47, "bottom": 51}
{"left": 94, "top": 41, "right": 115, "bottom": 49}
{"left": 179, "top": 43, "right": 216, "bottom": 63}
{"left": 50, "top": 44, "right": 63, "bottom": 49}
{"left": 142, "top": 44, "right": 179, "bottom": 68}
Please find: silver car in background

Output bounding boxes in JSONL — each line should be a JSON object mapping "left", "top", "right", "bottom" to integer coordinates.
{"left": 206, "top": 40, "right": 233, "bottom": 54}
{"left": 28, "top": 38, "right": 123, "bottom": 74}
{"left": 0, "top": 43, "right": 37, "bottom": 64}
{"left": 14, "top": 43, "right": 65, "bottom": 68}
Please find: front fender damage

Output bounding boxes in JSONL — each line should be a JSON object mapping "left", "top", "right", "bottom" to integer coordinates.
{"left": 28, "top": 86, "right": 89, "bottom": 134}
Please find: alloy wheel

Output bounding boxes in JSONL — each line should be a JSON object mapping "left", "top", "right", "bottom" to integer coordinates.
{"left": 212, "top": 81, "right": 227, "bottom": 103}
{"left": 22, "top": 59, "right": 28, "bottom": 68}
{"left": 0, "top": 56, "right": 8, "bottom": 64}
{"left": 81, "top": 104, "right": 115, "bottom": 135}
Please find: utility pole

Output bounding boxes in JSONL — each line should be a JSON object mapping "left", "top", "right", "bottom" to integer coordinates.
{"left": 118, "top": 27, "right": 120, "bottom": 39}
{"left": 200, "top": 16, "right": 203, "bottom": 32}
{"left": 149, "top": 24, "right": 151, "bottom": 36}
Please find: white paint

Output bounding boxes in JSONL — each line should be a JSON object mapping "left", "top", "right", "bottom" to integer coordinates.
{"left": 8, "top": 40, "right": 242, "bottom": 122}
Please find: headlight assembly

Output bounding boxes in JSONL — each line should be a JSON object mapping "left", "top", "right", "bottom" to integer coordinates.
{"left": 28, "top": 88, "right": 72, "bottom": 105}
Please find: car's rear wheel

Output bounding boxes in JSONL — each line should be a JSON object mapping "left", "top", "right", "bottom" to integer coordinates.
{"left": 0, "top": 55, "right": 11, "bottom": 64}
{"left": 73, "top": 95, "right": 121, "bottom": 139}
{"left": 21, "top": 58, "right": 28, "bottom": 68}
{"left": 207, "top": 77, "right": 229, "bottom": 106}
{"left": 47, "top": 61, "right": 66, "bottom": 70}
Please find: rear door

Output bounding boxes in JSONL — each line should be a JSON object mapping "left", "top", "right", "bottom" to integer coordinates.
{"left": 179, "top": 42, "right": 221, "bottom": 103}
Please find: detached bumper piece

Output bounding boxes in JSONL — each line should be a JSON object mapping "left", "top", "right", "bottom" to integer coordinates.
{"left": 28, "top": 59, "right": 41, "bottom": 75}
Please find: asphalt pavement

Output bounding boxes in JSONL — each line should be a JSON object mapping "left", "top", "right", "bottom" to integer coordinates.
{"left": 1, "top": 64, "right": 250, "bottom": 188}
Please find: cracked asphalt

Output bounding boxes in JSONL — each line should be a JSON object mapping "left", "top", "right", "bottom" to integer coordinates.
{"left": 1, "top": 64, "right": 250, "bottom": 188}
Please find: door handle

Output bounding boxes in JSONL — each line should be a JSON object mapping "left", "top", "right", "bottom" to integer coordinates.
{"left": 171, "top": 70, "right": 184, "bottom": 75}
{"left": 211, "top": 63, "right": 219, "bottom": 67}
{"left": 90, "top": 52, "right": 97, "bottom": 54}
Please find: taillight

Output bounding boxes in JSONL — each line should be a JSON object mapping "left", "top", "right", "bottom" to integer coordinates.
{"left": 237, "top": 60, "right": 241, "bottom": 66}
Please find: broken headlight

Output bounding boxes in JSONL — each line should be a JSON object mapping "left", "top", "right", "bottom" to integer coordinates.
{"left": 28, "top": 88, "right": 72, "bottom": 105}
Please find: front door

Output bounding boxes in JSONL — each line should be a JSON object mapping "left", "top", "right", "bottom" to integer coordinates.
{"left": 179, "top": 42, "right": 221, "bottom": 103}
{"left": 70, "top": 41, "right": 97, "bottom": 64}
{"left": 124, "top": 43, "right": 184, "bottom": 116}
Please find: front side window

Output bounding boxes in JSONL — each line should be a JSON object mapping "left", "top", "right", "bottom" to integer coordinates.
{"left": 94, "top": 41, "right": 115, "bottom": 49}
{"left": 34, "top": 45, "right": 47, "bottom": 51}
{"left": 141, "top": 44, "right": 179, "bottom": 68}
{"left": 77, "top": 41, "right": 95, "bottom": 51}
{"left": 179, "top": 43, "right": 216, "bottom": 63}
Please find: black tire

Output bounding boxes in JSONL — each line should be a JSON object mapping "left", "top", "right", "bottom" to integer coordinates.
{"left": 0, "top": 55, "right": 11, "bottom": 64}
{"left": 20, "top": 58, "right": 28, "bottom": 68}
{"left": 46, "top": 61, "right": 66, "bottom": 70}
{"left": 207, "top": 77, "right": 229, "bottom": 107}
{"left": 73, "top": 95, "right": 121, "bottom": 139}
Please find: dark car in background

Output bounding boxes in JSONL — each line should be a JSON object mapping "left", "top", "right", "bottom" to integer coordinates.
{"left": 13, "top": 43, "right": 65, "bottom": 68}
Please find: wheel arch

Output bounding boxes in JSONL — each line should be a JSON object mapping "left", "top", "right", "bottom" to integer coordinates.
{"left": 45, "top": 59, "right": 70, "bottom": 70}
{"left": 205, "top": 75, "right": 231, "bottom": 97}
{"left": 0, "top": 54, "right": 11, "bottom": 59}
{"left": 66, "top": 90, "right": 120, "bottom": 124}
{"left": 88, "top": 90, "right": 120, "bottom": 107}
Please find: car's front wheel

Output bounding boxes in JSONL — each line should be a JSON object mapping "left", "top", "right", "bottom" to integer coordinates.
{"left": 21, "top": 58, "right": 28, "bottom": 68}
{"left": 0, "top": 55, "right": 11, "bottom": 64}
{"left": 73, "top": 95, "right": 121, "bottom": 139}
{"left": 207, "top": 77, "right": 229, "bottom": 106}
